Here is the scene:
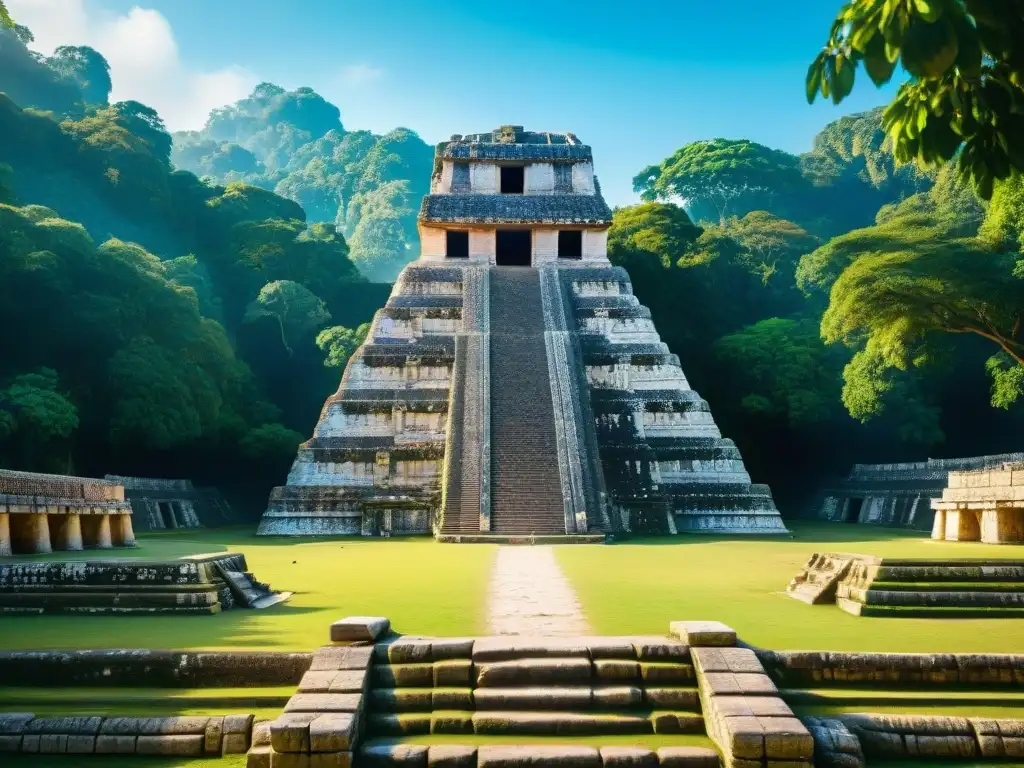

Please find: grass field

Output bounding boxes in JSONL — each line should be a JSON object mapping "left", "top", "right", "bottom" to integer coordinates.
{"left": 0, "top": 529, "right": 494, "bottom": 650}
{"left": 556, "top": 522, "right": 1024, "bottom": 652}
{"left": 2, "top": 522, "right": 1023, "bottom": 652}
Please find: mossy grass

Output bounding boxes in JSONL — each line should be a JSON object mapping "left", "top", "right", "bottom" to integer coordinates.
{"left": 782, "top": 688, "right": 1024, "bottom": 706}
{"left": 557, "top": 522, "right": 1024, "bottom": 653}
{"left": 0, "top": 528, "right": 494, "bottom": 651}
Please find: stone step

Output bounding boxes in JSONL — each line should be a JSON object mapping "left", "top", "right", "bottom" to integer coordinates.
{"left": 368, "top": 710, "right": 705, "bottom": 737}
{"left": 359, "top": 742, "right": 721, "bottom": 768}
{"left": 475, "top": 658, "right": 593, "bottom": 687}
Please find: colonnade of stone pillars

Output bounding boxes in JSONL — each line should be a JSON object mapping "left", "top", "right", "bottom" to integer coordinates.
{"left": 0, "top": 512, "right": 136, "bottom": 556}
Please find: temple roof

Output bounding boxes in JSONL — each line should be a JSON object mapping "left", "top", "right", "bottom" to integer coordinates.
{"left": 419, "top": 193, "right": 613, "bottom": 226}
{"left": 437, "top": 126, "right": 593, "bottom": 164}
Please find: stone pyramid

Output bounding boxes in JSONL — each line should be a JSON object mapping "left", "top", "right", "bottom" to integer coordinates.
{"left": 258, "top": 126, "right": 788, "bottom": 538}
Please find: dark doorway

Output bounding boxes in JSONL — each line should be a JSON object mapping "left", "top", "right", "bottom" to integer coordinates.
{"left": 446, "top": 230, "right": 469, "bottom": 258}
{"left": 500, "top": 166, "right": 524, "bottom": 194}
{"left": 558, "top": 230, "right": 583, "bottom": 259}
{"left": 158, "top": 501, "right": 176, "bottom": 529}
{"left": 496, "top": 230, "right": 532, "bottom": 266}
{"left": 843, "top": 497, "right": 863, "bottom": 523}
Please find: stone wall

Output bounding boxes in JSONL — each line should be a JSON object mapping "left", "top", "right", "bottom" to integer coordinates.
{"left": 0, "top": 469, "right": 134, "bottom": 556}
{"left": 0, "top": 649, "right": 311, "bottom": 687}
{"left": 815, "top": 453, "right": 1024, "bottom": 531}
{"left": 932, "top": 463, "right": 1024, "bottom": 544}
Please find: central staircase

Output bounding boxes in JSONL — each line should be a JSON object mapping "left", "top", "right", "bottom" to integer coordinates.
{"left": 487, "top": 267, "right": 567, "bottom": 535}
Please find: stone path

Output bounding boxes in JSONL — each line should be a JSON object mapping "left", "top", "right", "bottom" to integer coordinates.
{"left": 487, "top": 546, "right": 591, "bottom": 635}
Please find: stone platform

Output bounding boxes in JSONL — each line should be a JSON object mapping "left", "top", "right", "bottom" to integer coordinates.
{"left": 786, "top": 553, "right": 1024, "bottom": 617}
{"left": 0, "top": 469, "right": 135, "bottom": 555}
{"left": 0, "top": 552, "right": 291, "bottom": 614}
{"left": 931, "top": 463, "right": 1024, "bottom": 544}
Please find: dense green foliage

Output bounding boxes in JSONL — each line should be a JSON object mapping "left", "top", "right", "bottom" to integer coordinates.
{"left": 617, "top": 109, "right": 1022, "bottom": 507}
{"left": 808, "top": 0, "right": 1024, "bottom": 199}
{"left": 172, "top": 84, "right": 433, "bottom": 281}
{"left": 0, "top": 19, "right": 382, "bottom": 506}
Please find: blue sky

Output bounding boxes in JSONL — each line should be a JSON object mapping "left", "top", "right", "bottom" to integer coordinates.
{"left": 16, "top": 0, "right": 901, "bottom": 206}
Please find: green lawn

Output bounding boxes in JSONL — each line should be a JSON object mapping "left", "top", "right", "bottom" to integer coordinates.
{"left": 0, "top": 529, "right": 495, "bottom": 650}
{"left": 556, "top": 522, "right": 1024, "bottom": 653}
{"left": 3, "top": 522, "right": 1024, "bottom": 653}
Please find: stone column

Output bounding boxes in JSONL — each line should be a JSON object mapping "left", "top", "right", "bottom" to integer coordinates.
{"left": 82, "top": 514, "right": 113, "bottom": 548}
{"left": 25, "top": 513, "right": 52, "bottom": 554}
{"left": 120, "top": 514, "right": 137, "bottom": 546}
{"left": 931, "top": 508, "right": 947, "bottom": 540}
{"left": 0, "top": 512, "right": 10, "bottom": 556}
{"left": 50, "top": 514, "right": 83, "bottom": 551}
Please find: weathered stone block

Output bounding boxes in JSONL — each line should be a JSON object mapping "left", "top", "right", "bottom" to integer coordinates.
{"left": 136, "top": 734, "right": 204, "bottom": 755}
{"left": 203, "top": 716, "right": 224, "bottom": 755}
{"left": 711, "top": 696, "right": 792, "bottom": 718}
{"left": 701, "top": 672, "right": 777, "bottom": 696}
{"left": 428, "top": 744, "right": 477, "bottom": 768}
{"left": 474, "top": 686, "right": 591, "bottom": 710}
{"left": 760, "top": 717, "right": 813, "bottom": 760}
{"left": 431, "top": 711, "right": 474, "bottom": 735}
{"left": 587, "top": 638, "right": 638, "bottom": 659}
{"left": 472, "top": 637, "right": 590, "bottom": 661}
{"left": 309, "top": 713, "right": 357, "bottom": 752}
{"left": 95, "top": 735, "right": 137, "bottom": 754}
{"left": 375, "top": 663, "right": 434, "bottom": 687}
{"left": 66, "top": 735, "right": 96, "bottom": 754}
{"left": 370, "top": 713, "right": 431, "bottom": 736}
{"left": 137, "top": 716, "right": 211, "bottom": 735}
{"left": 39, "top": 734, "right": 69, "bottom": 753}
{"left": 224, "top": 714, "right": 254, "bottom": 738}
{"left": 223, "top": 732, "right": 250, "bottom": 755}
{"left": 434, "top": 659, "right": 473, "bottom": 686}
{"left": 330, "top": 669, "right": 368, "bottom": 693}
{"left": 270, "top": 713, "right": 317, "bottom": 753}
{"left": 284, "top": 693, "right": 361, "bottom": 713}
{"left": 594, "top": 686, "right": 642, "bottom": 708}
{"left": 432, "top": 687, "right": 474, "bottom": 709}
{"left": 655, "top": 746, "right": 721, "bottom": 767}
{"left": 20, "top": 734, "right": 40, "bottom": 753}
{"left": 599, "top": 746, "right": 658, "bottom": 767}
{"left": 478, "top": 745, "right": 601, "bottom": 768}
{"left": 300, "top": 671, "right": 338, "bottom": 693}
{"left": 640, "top": 662, "right": 695, "bottom": 683}
{"left": 476, "top": 657, "right": 591, "bottom": 686}
{"left": 650, "top": 712, "right": 704, "bottom": 734}
{"left": 693, "top": 648, "right": 763, "bottom": 675}
{"left": 310, "top": 645, "right": 373, "bottom": 672}
{"left": 330, "top": 616, "right": 390, "bottom": 642}
{"left": 0, "top": 713, "right": 34, "bottom": 734}
{"left": 643, "top": 687, "right": 699, "bottom": 709}
{"left": 370, "top": 687, "right": 433, "bottom": 712}
{"left": 595, "top": 659, "right": 640, "bottom": 680}
{"left": 633, "top": 639, "right": 689, "bottom": 660}
{"left": 362, "top": 743, "right": 428, "bottom": 767}
{"left": 429, "top": 638, "right": 476, "bottom": 660}
{"left": 246, "top": 744, "right": 272, "bottom": 768}
{"left": 669, "top": 621, "right": 736, "bottom": 647}
{"left": 26, "top": 716, "right": 103, "bottom": 734}
{"left": 0, "top": 735, "right": 23, "bottom": 752}
{"left": 721, "top": 716, "right": 764, "bottom": 759}
{"left": 310, "top": 752, "right": 353, "bottom": 768}
{"left": 251, "top": 721, "right": 272, "bottom": 748}
{"left": 379, "top": 639, "right": 433, "bottom": 664}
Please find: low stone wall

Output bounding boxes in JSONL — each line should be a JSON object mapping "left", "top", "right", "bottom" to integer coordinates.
{"left": 756, "top": 650, "right": 1024, "bottom": 687}
{"left": 838, "top": 713, "right": 1023, "bottom": 761}
{"left": 0, "top": 650, "right": 311, "bottom": 687}
{"left": 0, "top": 713, "right": 254, "bottom": 757}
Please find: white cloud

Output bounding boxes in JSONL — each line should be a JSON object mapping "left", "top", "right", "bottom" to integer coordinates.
{"left": 6, "top": 0, "right": 257, "bottom": 130}
{"left": 335, "top": 63, "right": 384, "bottom": 89}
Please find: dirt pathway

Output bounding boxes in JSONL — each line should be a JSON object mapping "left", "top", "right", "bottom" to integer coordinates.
{"left": 486, "top": 546, "right": 590, "bottom": 635}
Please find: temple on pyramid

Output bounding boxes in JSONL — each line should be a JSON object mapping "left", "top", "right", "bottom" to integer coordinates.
{"left": 258, "top": 126, "right": 788, "bottom": 538}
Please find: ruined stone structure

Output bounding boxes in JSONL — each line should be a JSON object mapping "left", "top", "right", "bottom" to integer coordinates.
{"left": 0, "top": 553, "right": 291, "bottom": 614}
{"left": 259, "top": 126, "right": 786, "bottom": 538}
{"left": 786, "top": 553, "right": 1024, "bottom": 617}
{"left": 104, "top": 475, "right": 235, "bottom": 531}
{"left": 815, "top": 452, "right": 1024, "bottom": 531}
{"left": 931, "top": 463, "right": 1024, "bottom": 544}
{"left": 0, "top": 469, "right": 135, "bottom": 556}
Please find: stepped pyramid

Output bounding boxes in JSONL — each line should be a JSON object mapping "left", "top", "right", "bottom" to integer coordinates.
{"left": 258, "top": 126, "right": 788, "bottom": 538}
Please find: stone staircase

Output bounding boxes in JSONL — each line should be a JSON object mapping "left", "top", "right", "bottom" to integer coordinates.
{"left": 363, "top": 636, "right": 715, "bottom": 754}
{"left": 440, "top": 336, "right": 481, "bottom": 535}
{"left": 488, "top": 267, "right": 566, "bottom": 535}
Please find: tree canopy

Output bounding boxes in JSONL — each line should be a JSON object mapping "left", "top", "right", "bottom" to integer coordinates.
{"left": 808, "top": 0, "right": 1024, "bottom": 198}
